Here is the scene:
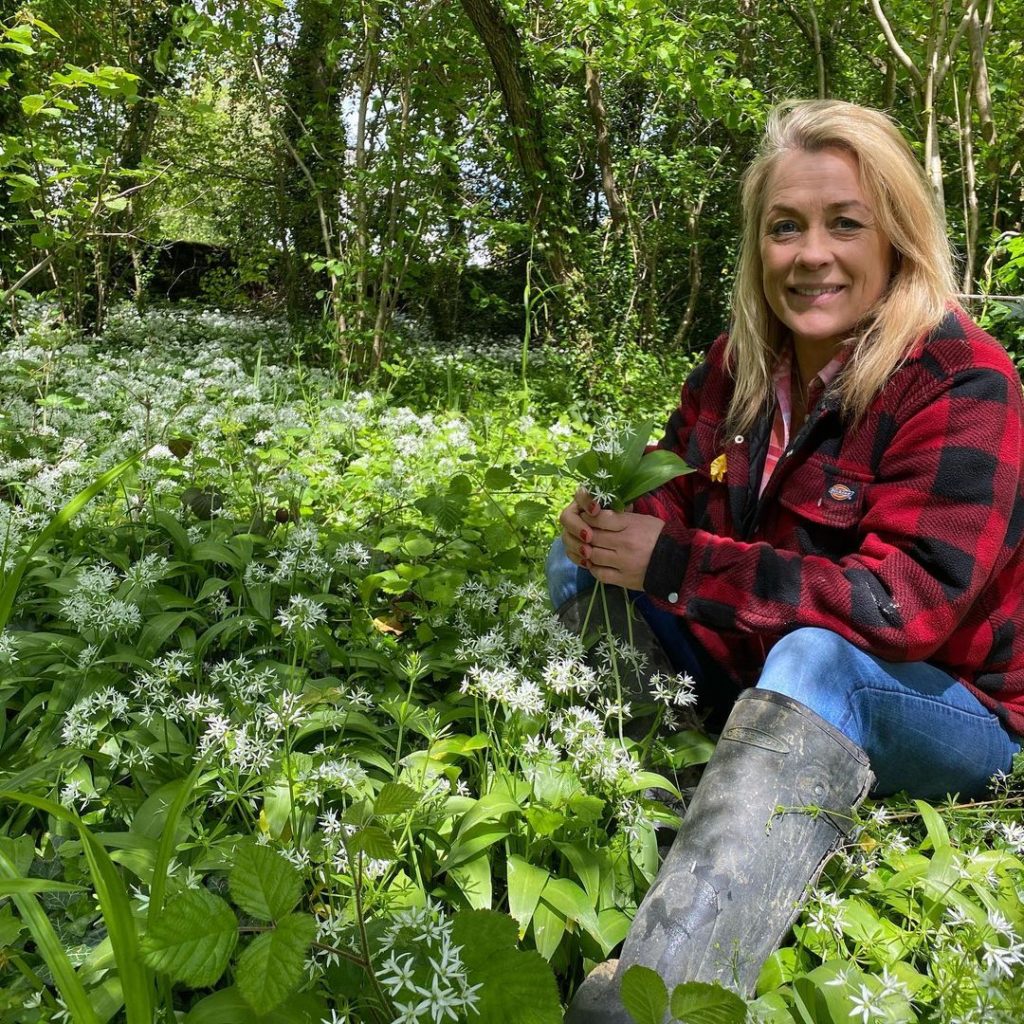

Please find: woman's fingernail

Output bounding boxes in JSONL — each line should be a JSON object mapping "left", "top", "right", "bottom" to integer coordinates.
{"left": 588, "top": 501, "right": 599, "bottom": 515}
{"left": 580, "top": 528, "right": 590, "bottom": 542}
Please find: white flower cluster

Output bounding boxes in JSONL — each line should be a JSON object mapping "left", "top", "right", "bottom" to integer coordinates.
{"left": 60, "top": 562, "right": 143, "bottom": 640}
{"left": 460, "top": 663, "right": 544, "bottom": 716}
{"left": 276, "top": 594, "right": 328, "bottom": 636}
{"left": 375, "top": 904, "right": 482, "bottom": 1024}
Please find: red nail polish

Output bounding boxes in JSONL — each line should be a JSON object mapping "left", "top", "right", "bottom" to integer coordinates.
{"left": 589, "top": 502, "right": 599, "bottom": 515}
{"left": 580, "top": 528, "right": 590, "bottom": 543}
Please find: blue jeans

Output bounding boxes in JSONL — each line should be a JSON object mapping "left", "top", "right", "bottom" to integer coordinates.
{"left": 546, "top": 539, "right": 1020, "bottom": 799}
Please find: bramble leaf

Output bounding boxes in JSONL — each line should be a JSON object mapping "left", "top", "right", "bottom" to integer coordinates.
{"left": 620, "top": 964, "right": 668, "bottom": 1024}
{"left": 236, "top": 913, "right": 317, "bottom": 1013}
{"left": 229, "top": 842, "right": 302, "bottom": 922}
{"left": 141, "top": 889, "right": 237, "bottom": 987}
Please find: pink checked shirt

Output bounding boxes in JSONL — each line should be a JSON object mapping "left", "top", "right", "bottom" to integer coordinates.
{"left": 760, "top": 347, "right": 847, "bottom": 496}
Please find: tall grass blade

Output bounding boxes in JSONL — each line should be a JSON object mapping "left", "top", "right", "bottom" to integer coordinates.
{"left": 149, "top": 760, "right": 207, "bottom": 923}
{"left": 0, "top": 847, "right": 101, "bottom": 1024}
{"left": 1, "top": 789, "right": 154, "bottom": 1024}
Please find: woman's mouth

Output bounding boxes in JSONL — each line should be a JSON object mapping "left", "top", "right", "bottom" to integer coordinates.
{"left": 789, "top": 285, "right": 845, "bottom": 296}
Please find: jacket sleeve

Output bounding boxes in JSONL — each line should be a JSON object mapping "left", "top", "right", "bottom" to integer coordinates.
{"left": 632, "top": 335, "right": 729, "bottom": 527}
{"left": 640, "top": 356, "right": 1024, "bottom": 663}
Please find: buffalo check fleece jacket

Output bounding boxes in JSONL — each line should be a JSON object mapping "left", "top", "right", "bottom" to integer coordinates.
{"left": 634, "top": 307, "right": 1024, "bottom": 738}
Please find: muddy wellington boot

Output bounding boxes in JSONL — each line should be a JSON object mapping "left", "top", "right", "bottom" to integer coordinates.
{"left": 564, "top": 688, "right": 874, "bottom": 1024}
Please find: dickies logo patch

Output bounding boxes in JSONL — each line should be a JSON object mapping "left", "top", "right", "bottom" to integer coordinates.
{"left": 827, "top": 483, "right": 857, "bottom": 502}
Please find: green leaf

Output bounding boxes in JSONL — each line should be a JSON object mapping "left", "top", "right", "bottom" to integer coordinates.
{"left": 445, "top": 822, "right": 510, "bottom": 869}
{"left": 620, "top": 964, "right": 668, "bottom": 1024}
{"left": 619, "top": 450, "right": 693, "bottom": 505}
{"left": 20, "top": 94, "right": 46, "bottom": 116}
{"left": 539, "top": 877, "right": 600, "bottom": 939}
{"left": 184, "top": 986, "right": 326, "bottom": 1024}
{"left": 514, "top": 498, "right": 548, "bottom": 527}
{"left": 103, "top": 196, "right": 128, "bottom": 211}
{"left": 347, "top": 826, "right": 397, "bottom": 861}
{"left": 374, "top": 781, "right": 420, "bottom": 816}
{"left": 0, "top": 878, "right": 83, "bottom": 896}
{"left": 141, "top": 888, "right": 238, "bottom": 987}
{"left": 531, "top": 900, "right": 565, "bottom": 961}
{"left": 401, "top": 533, "right": 434, "bottom": 558}
{"left": 229, "top": 842, "right": 302, "bottom": 922}
{"left": 507, "top": 855, "right": 549, "bottom": 939}
{"left": 452, "top": 909, "right": 562, "bottom": 1024}
{"left": 449, "top": 852, "right": 492, "bottom": 910}
{"left": 609, "top": 418, "right": 658, "bottom": 483}
{"left": 914, "top": 799, "right": 950, "bottom": 852}
{"left": 137, "top": 610, "right": 193, "bottom": 658}
{"left": 669, "top": 980, "right": 748, "bottom": 1024}
{"left": 456, "top": 791, "right": 523, "bottom": 836}
{"left": 484, "top": 465, "right": 516, "bottom": 490}
{"left": 236, "top": 913, "right": 316, "bottom": 1013}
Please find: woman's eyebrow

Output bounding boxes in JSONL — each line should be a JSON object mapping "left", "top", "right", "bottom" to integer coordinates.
{"left": 765, "top": 199, "right": 872, "bottom": 218}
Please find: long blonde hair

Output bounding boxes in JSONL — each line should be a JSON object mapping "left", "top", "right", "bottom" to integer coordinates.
{"left": 726, "top": 100, "right": 957, "bottom": 434}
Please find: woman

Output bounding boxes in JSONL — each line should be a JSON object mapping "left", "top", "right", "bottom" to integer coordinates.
{"left": 555, "top": 100, "right": 1024, "bottom": 1021}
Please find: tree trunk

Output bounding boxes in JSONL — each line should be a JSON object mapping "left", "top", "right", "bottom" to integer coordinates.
{"left": 737, "top": 0, "right": 760, "bottom": 80}
{"left": 281, "top": 0, "right": 348, "bottom": 315}
{"left": 460, "top": 0, "right": 573, "bottom": 288}
{"left": 954, "top": 72, "right": 979, "bottom": 293}
{"left": 869, "top": 0, "right": 980, "bottom": 219}
{"left": 583, "top": 61, "right": 628, "bottom": 234}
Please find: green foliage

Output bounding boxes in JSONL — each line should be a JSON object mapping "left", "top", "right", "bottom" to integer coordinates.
{"left": 5, "top": 0, "right": 1020, "bottom": 362}
{"left": 1, "top": 309, "right": 1022, "bottom": 1024}
{"left": 235, "top": 913, "right": 317, "bottom": 1013}
{"left": 228, "top": 842, "right": 303, "bottom": 921}
{"left": 141, "top": 889, "right": 238, "bottom": 988}
{"left": 621, "top": 964, "right": 670, "bottom": 1024}
{"left": 620, "top": 966, "right": 747, "bottom": 1024}
{"left": 452, "top": 909, "right": 563, "bottom": 1024}
{"left": 566, "top": 418, "right": 693, "bottom": 511}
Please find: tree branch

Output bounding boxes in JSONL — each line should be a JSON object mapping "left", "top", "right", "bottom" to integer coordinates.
{"left": 869, "top": 0, "right": 923, "bottom": 87}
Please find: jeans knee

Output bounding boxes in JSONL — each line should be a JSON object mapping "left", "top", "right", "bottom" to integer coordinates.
{"left": 757, "top": 628, "right": 859, "bottom": 728}
{"left": 763, "top": 627, "right": 850, "bottom": 676}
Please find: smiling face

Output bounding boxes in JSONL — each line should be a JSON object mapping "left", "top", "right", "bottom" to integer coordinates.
{"left": 760, "top": 147, "right": 894, "bottom": 370}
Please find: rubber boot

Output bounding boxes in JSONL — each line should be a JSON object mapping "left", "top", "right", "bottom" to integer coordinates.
{"left": 564, "top": 688, "right": 874, "bottom": 1023}
{"left": 557, "top": 586, "right": 677, "bottom": 735}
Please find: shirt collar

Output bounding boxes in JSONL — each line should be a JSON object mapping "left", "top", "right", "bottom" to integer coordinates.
{"left": 772, "top": 343, "right": 849, "bottom": 402}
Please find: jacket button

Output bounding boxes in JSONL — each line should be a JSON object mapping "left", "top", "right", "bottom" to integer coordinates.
{"left": 667, "top": 592, "right": 679, "bottom": 603}
{"left": 733, "top": 434, "right": 744, "bottom": 444}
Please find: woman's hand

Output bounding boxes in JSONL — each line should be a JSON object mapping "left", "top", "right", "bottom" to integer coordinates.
{"left": 559, "top": 486, "right": 666, "bottom": 591}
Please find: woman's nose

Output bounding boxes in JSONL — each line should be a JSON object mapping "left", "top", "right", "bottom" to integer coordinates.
{"left": 795, "top": 227, "right": 833, "bottom": 268}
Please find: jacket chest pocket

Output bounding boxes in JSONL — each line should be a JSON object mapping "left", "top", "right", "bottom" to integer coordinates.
{"left": 688, "top": 417, "right": 730, "bottom": 532}
{"left": 774, "top": 459, "right": 871, "bottom": 558}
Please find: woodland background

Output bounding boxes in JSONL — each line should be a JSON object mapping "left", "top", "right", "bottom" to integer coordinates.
{"left": 2, "top": 0, "right": 1023, "bottom": 369}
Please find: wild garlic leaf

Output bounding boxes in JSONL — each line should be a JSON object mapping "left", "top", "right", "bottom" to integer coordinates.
{"left": 619, "top": 449, "right": 693, "bottom": 505}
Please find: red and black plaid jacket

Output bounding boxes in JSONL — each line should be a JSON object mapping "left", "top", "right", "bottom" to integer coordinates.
{"left": 635, "top": 307, "right": 1024, "bottom": 737}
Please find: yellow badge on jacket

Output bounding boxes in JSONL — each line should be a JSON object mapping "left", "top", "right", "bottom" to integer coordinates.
{"left": 710, "top": 453, "right": 727, "bottom": 482}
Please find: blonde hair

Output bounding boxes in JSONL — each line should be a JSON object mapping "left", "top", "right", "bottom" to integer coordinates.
{"left": 726, "top": 99, "right": 957, "bottom": 433}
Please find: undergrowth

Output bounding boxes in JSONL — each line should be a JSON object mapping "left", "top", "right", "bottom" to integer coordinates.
{"left": 0, "top": 306, "right": 1021, "bottom": 1024}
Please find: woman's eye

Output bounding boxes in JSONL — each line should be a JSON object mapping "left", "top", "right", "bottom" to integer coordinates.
{"left": 769, "top": 220, "right": 798, "bottom": 236}
{"left": 835, "top": 217, "right": 862, "bottom": 230}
